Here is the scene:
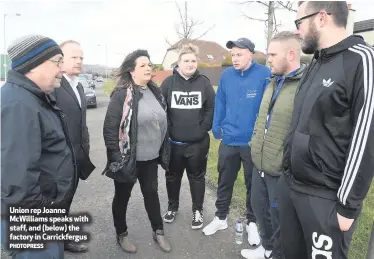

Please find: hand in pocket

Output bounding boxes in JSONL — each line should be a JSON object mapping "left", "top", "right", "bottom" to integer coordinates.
{"left": 337, "top": 213, "right": 354, "bottom": 231}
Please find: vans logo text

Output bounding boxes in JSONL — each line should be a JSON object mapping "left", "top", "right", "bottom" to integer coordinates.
{"left": 171, "top": 91, "right": 202, "bottom": 109}
{"left": 312, "top": 232, "right": 333, "bottom": 259}
{"left": 322, "top": 78, "right": 334, "bottom": 87}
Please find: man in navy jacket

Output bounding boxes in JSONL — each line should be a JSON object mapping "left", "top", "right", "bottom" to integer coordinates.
{"left": 202, "top": 37, "right": 271, "bottom": 247}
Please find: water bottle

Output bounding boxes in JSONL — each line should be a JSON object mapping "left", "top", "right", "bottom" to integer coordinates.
{"left": 235, "top": 219, "right": 244, "bottom": 244}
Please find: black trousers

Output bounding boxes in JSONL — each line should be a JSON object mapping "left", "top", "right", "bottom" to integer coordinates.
{"left": 251, "top": 169, "right": 283, "bottom": 258}
{"left": 279, "top": 174, "right": 358, "bottom": 259}
{"left": 112, "top": 159, "right": 163, "bottom": 234}
{"left": 64, "top": 179, "right": 79, "bottom": 239}
{"left": 166, "top": 133, "right": 210, "bottom": 212}
{"left": 215, "top": 143, "right": 256, "bottom": 223}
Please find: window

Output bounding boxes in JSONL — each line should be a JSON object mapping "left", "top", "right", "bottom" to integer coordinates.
{"left": 207, "top": 54, "right": 214, "bottom": 60}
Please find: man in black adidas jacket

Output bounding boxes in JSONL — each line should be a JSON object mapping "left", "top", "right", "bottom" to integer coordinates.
{"left": 160, "top": 44, "right": 215, "bottom": 229}
{"left": 279, "top": 2, "right": 374, "bottom": 259}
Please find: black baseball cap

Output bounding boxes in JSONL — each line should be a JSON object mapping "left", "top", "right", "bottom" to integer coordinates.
{"left": 226, "top": 38, "right": 255, "bottom": 53}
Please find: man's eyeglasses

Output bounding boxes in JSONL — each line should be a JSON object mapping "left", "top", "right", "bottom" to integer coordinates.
{"left": 294, "top": 11, "right": 332, "bottom": 30}
{"left": 49, "top": 59, "right": 64, "bottom": 68}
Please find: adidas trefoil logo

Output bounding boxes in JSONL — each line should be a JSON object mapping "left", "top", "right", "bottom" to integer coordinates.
{"left": 322, "top": 78, "right": 334, "bottom": 87}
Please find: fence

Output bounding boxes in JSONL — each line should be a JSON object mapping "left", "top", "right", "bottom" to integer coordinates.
{"left": 198, "top": 66, "right": 228, "bottom": 86}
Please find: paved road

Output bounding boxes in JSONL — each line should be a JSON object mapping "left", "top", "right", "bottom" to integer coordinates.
{"left": 2, "top": 82, "right": 263, "bottom": 259}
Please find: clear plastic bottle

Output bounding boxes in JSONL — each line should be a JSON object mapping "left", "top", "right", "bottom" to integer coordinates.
{"left": 235, "top": 219, "right": 244, "bottom": 244}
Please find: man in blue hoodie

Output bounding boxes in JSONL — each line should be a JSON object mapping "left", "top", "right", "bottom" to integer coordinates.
{"left": 202, "top": 38, "right": 271, "bottom": 246}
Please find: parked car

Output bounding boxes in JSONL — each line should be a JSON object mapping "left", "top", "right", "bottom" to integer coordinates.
{"left": 79, "top": 78, "right": 97, "bottom": 108}
{"left": 96, "top": 76, "right": 104, "bottom": 82}
{"left": 79, "top": 74, "right": 96, "bottom": 89}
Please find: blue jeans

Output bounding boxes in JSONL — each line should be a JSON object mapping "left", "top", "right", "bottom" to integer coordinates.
{"left": 251, "top": 170, "right": 283, "bottom": 258}
{"left": 1, "top": 220, "right": 64, "bottom": 259}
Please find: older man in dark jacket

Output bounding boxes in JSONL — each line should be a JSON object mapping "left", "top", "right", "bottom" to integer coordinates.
{"left": 1, "top": 35, "right": 78, "bottom": 259}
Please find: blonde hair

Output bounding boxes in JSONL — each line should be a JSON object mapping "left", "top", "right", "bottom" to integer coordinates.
{"left": 59, "top": 40, "right": 80, "bottom": 49}
{"left": 271, "top": 31, "right": 301, "bottom": 58}
{"left": 178, "top": 43, "right": 199, "bottom": 62}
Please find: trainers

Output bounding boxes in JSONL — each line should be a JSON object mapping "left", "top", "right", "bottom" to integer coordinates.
{"left": 202, "top": 216, "right": 228, "bottom": 236}
{"left": 241, "top": 246, "right": 271, "bottom": 259}
{"left": 163, "top": 211, "right": 177, "bottom": 223}
{"left": 191, "top": 210, "right": 203, "bottom": 229}
{"left": 246, "top": 222, "right": 261, "bottom": 246}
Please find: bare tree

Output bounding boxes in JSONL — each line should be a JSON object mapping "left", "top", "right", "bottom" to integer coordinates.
{"left": 240, "top": 1, "right": 297, "bottom": 48}
{"left": 165, "top": 1, "right": 216, "bottom": 47}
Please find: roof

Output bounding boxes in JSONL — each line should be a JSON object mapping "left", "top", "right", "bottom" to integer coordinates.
{"left": 151, "top": 70, "right": 173, "bottom": 84}
{"left": 253, "top": 51, "right": 266, "bottom": 63}
{"left": 164, "top": 39, "right": 229, "bottom": 66}
{"left": 353, "top": 19, "right": 374, "bottom": 33}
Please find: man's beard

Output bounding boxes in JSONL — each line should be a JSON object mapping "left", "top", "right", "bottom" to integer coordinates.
{"left": 272, "top": 58, "right": 288, "bottom": 77}
{"left": 302, "top": 22, "right": 320, "bottom": 54}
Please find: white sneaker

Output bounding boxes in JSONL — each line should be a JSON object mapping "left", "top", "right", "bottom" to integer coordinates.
{"left": 241, "top": 246, "right": 271, "bottom": 259}
{"left": 246, "top": 222, "right": 261, "bottom": 246}
{"left": 202, "top": 216, "right": 228, "bottom": 236}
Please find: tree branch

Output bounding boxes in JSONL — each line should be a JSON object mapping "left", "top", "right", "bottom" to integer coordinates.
{"left": 164, "top": 37, "right": 174, "bottom": 47}
{"left": 193, "top": 24, "right": 216, "bottom": 40}
{"left": 241, "top": 12, "right": 267, "bottom": 22}
{"left": 277, "top": 1, "right": 297, "bottom": 12}
{"left": 170, "top": 0, "right": 215, "bottom": 42}
{"left": 256, "top": 1, "right": 269, "bottom": 7}
{"left": 238, "top": 1, "right": 253, "bottom": 4}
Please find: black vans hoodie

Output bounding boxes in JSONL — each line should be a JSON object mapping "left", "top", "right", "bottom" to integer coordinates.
{"left": 283, "top": 35, "right": 374, "bottom": 219}
{"left": 160, "top": 67, "right": 215, "bottom": 143}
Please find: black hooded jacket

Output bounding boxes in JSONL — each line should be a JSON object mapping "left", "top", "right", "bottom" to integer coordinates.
{"left": 283, "top": 35, "right": 374, "bottom": 219}
{"left": 160, "top": 68, "right": 215, "bottom": 142}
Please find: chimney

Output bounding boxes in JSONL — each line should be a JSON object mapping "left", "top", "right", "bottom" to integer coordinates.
{"left": 346, "top": 3, "right": 356, "bottom": 35}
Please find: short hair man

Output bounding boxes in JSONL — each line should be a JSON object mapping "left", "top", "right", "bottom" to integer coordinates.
{"left": 53, "top": 40, "right": 95, "bottom": 253}
{"left": 280, "top": 2, "right": 374, "bottom": 258}
{"left": 202, "top": 38, "right": 271, "bottom": 246}
{"left": 241, "top": 31, "right": 306, "bottom": 259}
{"left": 1, "top": 35, "right": 78, "bottom": 259}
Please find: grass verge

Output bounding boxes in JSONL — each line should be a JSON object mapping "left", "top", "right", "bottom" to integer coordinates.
{"left": 206, "top": 134, "right": 373, "bottom": 259}
{"left": 103, "top": 80, "right": 115, "bottom": 96}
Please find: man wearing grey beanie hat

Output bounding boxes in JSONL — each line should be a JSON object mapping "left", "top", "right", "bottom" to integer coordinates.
{"left": 6, "top": 34, "right": 64, "bottom": 93}
{"left": 1, "top": 34, "right": 77, "bottom": 259}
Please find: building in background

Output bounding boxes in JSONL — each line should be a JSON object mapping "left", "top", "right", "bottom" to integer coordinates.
{"left": 353, "top": 19, "right": 374, "bottom": 45}
{"left": 162, "top": 39, "right": 229, "bottom": 69}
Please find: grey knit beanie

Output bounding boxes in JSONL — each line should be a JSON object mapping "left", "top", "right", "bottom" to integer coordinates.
{"left": 7, "top": 34, "right": 63, "bottom": 74}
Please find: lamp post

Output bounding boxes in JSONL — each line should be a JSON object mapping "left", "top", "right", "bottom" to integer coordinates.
{"left": 3, "top": 13, "right": 21, "bottom": 81}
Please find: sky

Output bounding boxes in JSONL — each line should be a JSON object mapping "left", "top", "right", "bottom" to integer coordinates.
{"left": 1, "top": 0, "right": 374, "bottom": 68}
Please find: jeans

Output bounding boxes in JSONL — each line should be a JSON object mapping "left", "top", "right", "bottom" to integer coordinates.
{"left": 1, "top": 220, "right": 64, "bottom": 259}
{"left": 251, "top": 169, "right": 283, "bottom": 258}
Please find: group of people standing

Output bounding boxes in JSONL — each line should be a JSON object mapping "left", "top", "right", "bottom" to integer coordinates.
{"left": 1, "top": 1, "right": 373, "bottom": 259}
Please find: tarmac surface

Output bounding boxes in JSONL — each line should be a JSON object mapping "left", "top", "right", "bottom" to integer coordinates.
{"left": 2, "top": 82, "right": 264, "bottom": 259}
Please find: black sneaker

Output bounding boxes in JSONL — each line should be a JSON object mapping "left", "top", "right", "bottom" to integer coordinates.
{"left": 191, "top": 210, "right": 203, "bottom": 229}
{"left": 163, "top": 211, "right": 177, "bottom": 223}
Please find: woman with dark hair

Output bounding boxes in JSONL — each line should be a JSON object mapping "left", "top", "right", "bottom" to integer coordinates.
{"left": 102, "top": 49, "right": 171, "bottom": 254}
